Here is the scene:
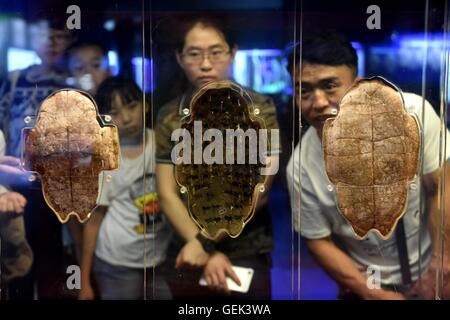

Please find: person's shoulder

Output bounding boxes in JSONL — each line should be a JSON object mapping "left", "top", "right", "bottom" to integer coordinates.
{"left": 301, "top": 127, "right": 319, "bottom": 148}
{"left": 244, "top": 87, "right": 274, "bottom": 106}
{"left": 288, "top": 128, "right": 320, "bottom": 171}
{"left": 157, "top": 96, "right": 182, "bottom": 121}
{"left": 3, "top": 69, "right": 25, "bottom": 84}
{"left": 243, "top": 88, "right": 279, "bottom": 128}
{"left": 401, "top": 92, "right": 436, "bottom": 113}
{"left": 13, "top": 65, "right": 42, "bottom": 80}
{"left": 9, "top": 65, "right": 34, "bottom": 76}
{"left": 402, "top": 92, "right": 423, "bottom": 108}
{"left": 401, "top": 92, "right": 437, "bottom": 123}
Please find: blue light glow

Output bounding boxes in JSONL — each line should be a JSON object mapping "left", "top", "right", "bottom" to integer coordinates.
{"left": 369, "top": 33, "right": 446, "bottom": 73}
{"left": 132, "top": 57, "right": 153, "bottom": 93}
{"left": 108, "top": 50, "right": 120, "bottom": 76}
{"left": 351, "top": 42, "right": 365, "bottom": 77}
{"left": 7, "top": 47, "right": 41, "bottom": 72}
{"left": 395, "top": 33, "right": 447, "bottom": 48}
{"left": 232, "top": 49, "right": 291, "bottom": 94}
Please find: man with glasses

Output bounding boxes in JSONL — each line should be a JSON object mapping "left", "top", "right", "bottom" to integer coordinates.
{"left": 286, "top": 31, "right": 450, "bottom": 299}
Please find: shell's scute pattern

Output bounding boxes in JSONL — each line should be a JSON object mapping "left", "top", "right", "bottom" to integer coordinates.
{"left": 175, "top": 81, "right": 266, "bottom": 239}
{"left": 24, "top": 90, "right": 119, "bottom": 223}
{"left": 323, "top": 78, "right": 420, "bottom": 239}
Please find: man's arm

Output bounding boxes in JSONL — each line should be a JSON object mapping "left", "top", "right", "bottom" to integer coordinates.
{"left": 423, "top": 161, "right": 450, "bottom": 255}
{"left": 156, "top": 151, "right": 277, "bottom": 286}
{"left": 306, "top": 237, "right": 405, "bottom": 300}
{"left": 409, "top": 161, "right": 450, "bottom": 299}
{"left": 78, "top": 205, "right": 107, "bottom": 300}
{"left": 155, "top": 163, "right": 244, "bottom": 292}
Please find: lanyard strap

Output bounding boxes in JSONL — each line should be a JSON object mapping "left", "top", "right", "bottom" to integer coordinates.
{"left": 395, "top": 219, "right": 412, "bottom": 285}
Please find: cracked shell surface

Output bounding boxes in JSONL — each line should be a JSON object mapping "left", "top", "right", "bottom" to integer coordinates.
{"left": 175, "top": 81, "right": 267, "bottom": 239}
{"left": 323, "top": 78, "right": 420, "bottom": 239}
{"left": 24, "top": 90, "right": 119, "bottom": 223}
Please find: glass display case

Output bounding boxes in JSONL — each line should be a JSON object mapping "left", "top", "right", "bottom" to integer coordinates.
{"left": 0, "top": 0, "right": 448, "bottom": 302}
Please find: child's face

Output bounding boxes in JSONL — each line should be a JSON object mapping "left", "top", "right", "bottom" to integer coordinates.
{"left": 110, "top": 93, "right": 144, "bottom": 143}
{"left": 69, "top": 46, "right": 111, "bottom": 95}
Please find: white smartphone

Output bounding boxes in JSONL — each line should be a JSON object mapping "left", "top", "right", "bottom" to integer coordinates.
{"left": 199, "top": 266, "right": 254, "bottom": 293}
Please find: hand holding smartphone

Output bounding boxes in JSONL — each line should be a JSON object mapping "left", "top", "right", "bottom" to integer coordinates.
{"left": 199, "top": 266, "right": 254, "bottom": 293}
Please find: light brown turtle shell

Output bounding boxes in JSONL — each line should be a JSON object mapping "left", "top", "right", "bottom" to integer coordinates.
{"left": 174, "top": 80, "right": 268, "bottom": 240}
{"left": 323, "top": 77, "right": 420, "bottom": 239}
{"left": 23, "top": 89, "right": 120, "bottom": 223}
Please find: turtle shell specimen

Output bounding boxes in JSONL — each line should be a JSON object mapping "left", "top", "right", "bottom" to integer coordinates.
{"left": 174, "top": 80, "right": 268, "bottom": 239}
{"left": 22, "top": 89, "right": 120, "bottom": 223}
{"left": 322, "top": 77, "right": 420, "bottom": 239}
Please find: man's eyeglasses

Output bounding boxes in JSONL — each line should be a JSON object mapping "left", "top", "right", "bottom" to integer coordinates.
{"left": 181, "top": 49, "right": 230, "bottom": 64}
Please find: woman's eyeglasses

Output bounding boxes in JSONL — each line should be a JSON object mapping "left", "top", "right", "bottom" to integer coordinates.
{"left": 181, "top": 49, "right": 230, "bottom": 64}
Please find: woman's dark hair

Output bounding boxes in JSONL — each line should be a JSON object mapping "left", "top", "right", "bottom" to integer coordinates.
{"left": 95, "top": 76, "right": 142, "bottom": 114}
{"left": 288, "top": 31, "right": 358, "bottom": 77}
{"left": 174, "top": 14, "right": 237, "bottom": 53}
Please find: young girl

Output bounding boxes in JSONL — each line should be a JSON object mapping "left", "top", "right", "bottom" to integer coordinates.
{"left": 79, "top": 77, "right": 172, "bottom": 300}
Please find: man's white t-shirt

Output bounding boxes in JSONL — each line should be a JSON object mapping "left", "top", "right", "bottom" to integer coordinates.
{"left": 0, "top": 130, "right": 9, "bottom": 194}
{"left": 95, "top": 129, "right": 173, "bottom": 269}
{"left": 287, "top": 93, "right": 450, "bottom": 285}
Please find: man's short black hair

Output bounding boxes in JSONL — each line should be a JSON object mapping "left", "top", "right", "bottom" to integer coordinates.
{"left": 288, "top": 31, "right": 358, "bottom": 77}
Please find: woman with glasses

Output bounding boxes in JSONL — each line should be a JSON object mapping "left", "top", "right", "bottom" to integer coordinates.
{"left": 155, "top": 14, "right": 280, "bottom": 299}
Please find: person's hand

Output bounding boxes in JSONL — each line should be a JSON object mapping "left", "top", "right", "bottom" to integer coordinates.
{"left": 78, "top": 282, "right": 95, "bottom": 300}
{"left": 175, "top": 238, "right": 210, "bottom": 269}
{"left": 372, "top": 290, "right": 406, "bottom": 300}
{"left": 366, "top": 289, "right": 407, "bottom": 300}
{"left": 406, "top": 258, "right": 450, "bottom": 299}
{"left": 203, "top": 251, "right": 241, "bottom": 294}
{"left": 407, "top": 268, "right": 435, "bottom": 300}
{"left": 0, "top": 192, "right": 27, "bottom": 214}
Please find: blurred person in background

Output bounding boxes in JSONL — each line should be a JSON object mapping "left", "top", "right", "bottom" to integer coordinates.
{"left": 63, "top": 41, "right": 112, "bottom": 264}
{"left": 0, "top": 11, "right": 74, "bottom": 298}
{"left": 68, "top": 41, "right": 111, "bottom": 96}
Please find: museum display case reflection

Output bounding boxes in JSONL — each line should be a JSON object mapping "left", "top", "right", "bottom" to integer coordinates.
{"left": 0, "top": 0, "right": 448, "bottom": 301}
